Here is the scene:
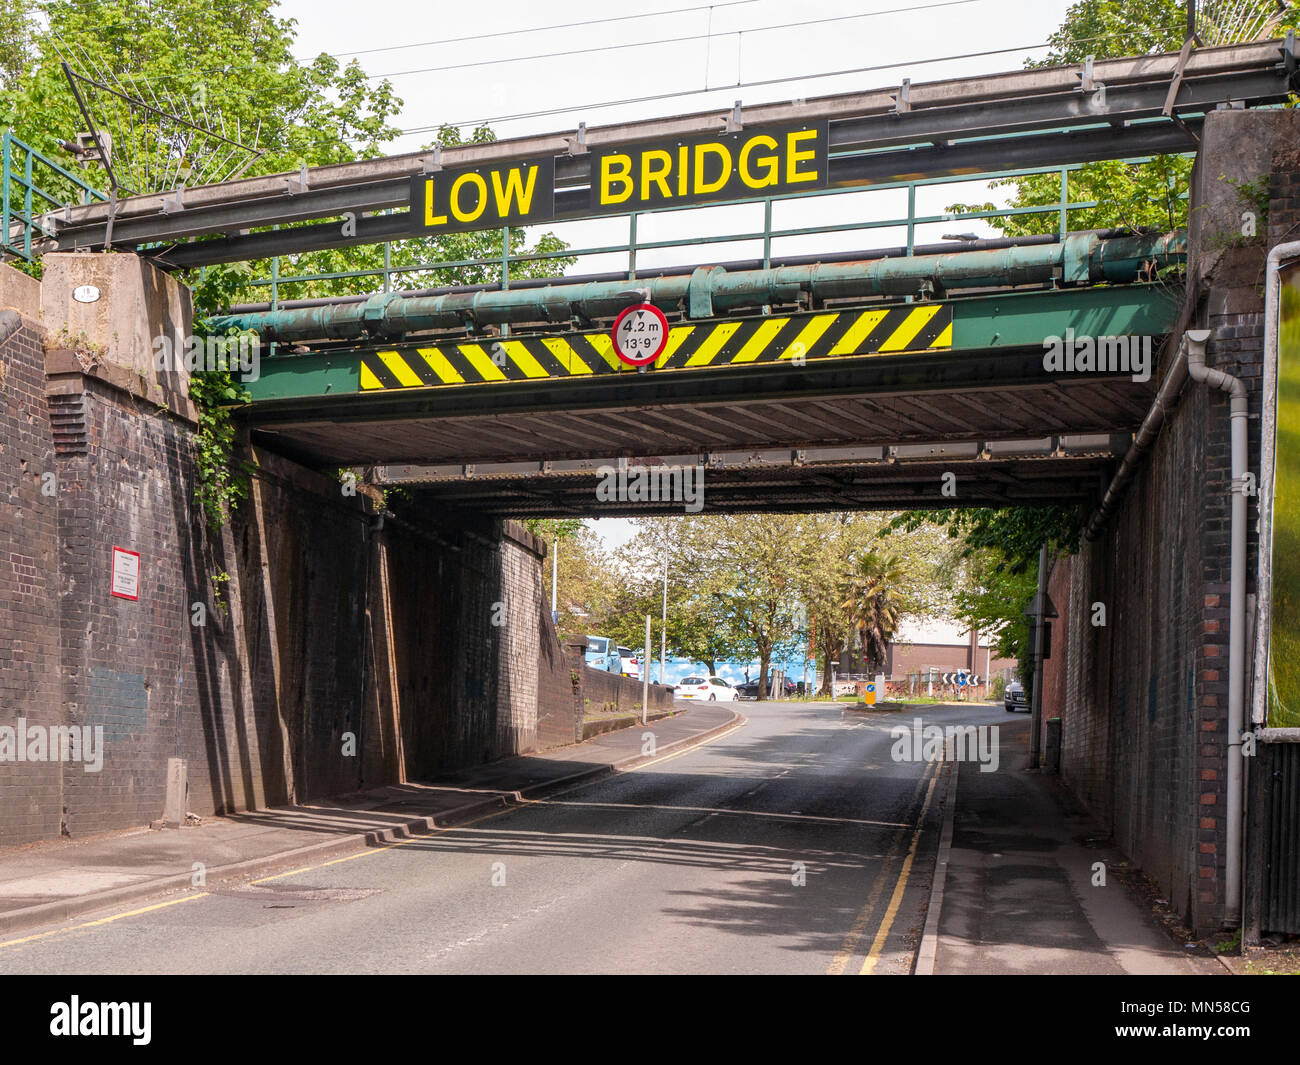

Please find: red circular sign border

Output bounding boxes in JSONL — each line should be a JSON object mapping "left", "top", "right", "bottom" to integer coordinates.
{"left": 611, "top": 303, "right": 670, "bottom": 367}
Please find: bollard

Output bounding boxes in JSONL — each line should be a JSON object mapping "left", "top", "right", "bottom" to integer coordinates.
{"left": 1045, "top": 717, "right": 1062, "bottom": 774}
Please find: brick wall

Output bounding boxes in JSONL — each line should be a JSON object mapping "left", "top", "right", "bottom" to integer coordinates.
{"left": 1, "top": 313, "right": 585, "bottom": 845}
{"left": 0, "top": 313, "right": 62, "bottom": 841}
{"left": 1044, "top": 110, "right": 1300, "bottom": 935}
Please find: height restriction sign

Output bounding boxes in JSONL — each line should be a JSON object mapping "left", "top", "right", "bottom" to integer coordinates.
{"left": 611, "top": 304, "right": 669, "bottom": 366}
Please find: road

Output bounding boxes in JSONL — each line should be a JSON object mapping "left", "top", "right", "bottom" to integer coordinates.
{"left": 0, "top": 701, "right": 1002, "bottom": 975}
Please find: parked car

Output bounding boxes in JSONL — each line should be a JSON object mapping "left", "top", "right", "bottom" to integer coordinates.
{"left": 674, "top": 676, "right": 740, "bottom": 701}
{"left": 584, "top": 636, "right": 611, "bottom": 670}
{"left": 1004, "top": 680, "right": 1028, "bottom": 712}
{"left": 737, "top": 676, "right": 798, "bottom": 700}
{"left": 616, "top": 646, "right": 641, "bottom": 679}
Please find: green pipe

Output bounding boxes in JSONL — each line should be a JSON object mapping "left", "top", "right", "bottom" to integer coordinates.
{"left": 208, "top": 230, "right": 1186, "bottom": 343}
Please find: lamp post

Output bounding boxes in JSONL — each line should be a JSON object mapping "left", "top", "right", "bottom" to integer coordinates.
{"left": 550, "top": 536, "right": 558, "bottom": 624}
{"left": 1024, "top": 544, "right": 1059, "bottom": 770}
{"left": 659, "top": 532, "right": 668, "bottom": 685}
{"left": 830, "top": 661, "right": 839, "bottom": 701}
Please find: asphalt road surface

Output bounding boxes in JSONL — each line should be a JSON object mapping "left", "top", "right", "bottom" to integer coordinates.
{"left": 0, "top": 701, "right": 1003, "bottom": 975}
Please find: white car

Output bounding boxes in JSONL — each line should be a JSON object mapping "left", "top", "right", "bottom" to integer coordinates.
{"left": 674, "top": 676, "right": 740, "bottom": 701}
{"left": 615, "top": 646, "right": 641, "bottom": 679}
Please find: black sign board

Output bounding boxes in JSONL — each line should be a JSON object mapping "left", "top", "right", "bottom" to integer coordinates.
{"left": 410, "top": 156, "right": 555, "bottom": 235}
{"left": 589, "top": 123, "right": 829, "bottom": 214}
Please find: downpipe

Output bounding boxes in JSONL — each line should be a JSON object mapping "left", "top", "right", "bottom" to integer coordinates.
{"left": 1084, "top": 325, "right": 1248, "bottom": 927}
{"left": 1184, "top": 330, "right": 1249, "bottom": 926}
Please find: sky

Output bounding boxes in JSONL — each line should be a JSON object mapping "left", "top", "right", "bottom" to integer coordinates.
{"left": 279, "top": 0, "right": 1078, "bottom": 550}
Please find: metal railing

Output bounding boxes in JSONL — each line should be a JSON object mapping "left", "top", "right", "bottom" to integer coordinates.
{"left": 250, "top": 160, "right": 1123, "bottom": 308}
{"left": 1, "top": 131, "right": 108, "bottom": 262}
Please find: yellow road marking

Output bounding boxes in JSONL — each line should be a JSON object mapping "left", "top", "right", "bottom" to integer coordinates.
{"left": 0, "top": 892, "right": 210, "bottom": 951}
{"left": 826, "top": 759, "right": 936, "bottom": 975}
{"left": 859, "top": 762, "right": 942, "bottom": 974}
{"left": 376, "top": 349, "right": 424, "bottom": 387}
{"left": 877, "top": 305, "right": 941, "bottom": 353}
{"left": 0, "top": 713, "right": 750, "bottom": 949}
{"left": 732, "top": 317, "right": 788, "bottom": 363}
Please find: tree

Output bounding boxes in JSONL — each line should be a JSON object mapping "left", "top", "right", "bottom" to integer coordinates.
{"left": 0, "top": 2, "right": 572, "bottom": 310}
{"left": 946, "top": 1, "right": 1300, "bottom": 238}
{"left": 841, "top": 549, "right": 907, "bottom": 674}
{"left": 884, "top": 506, "right": 1078, "bottom": 676}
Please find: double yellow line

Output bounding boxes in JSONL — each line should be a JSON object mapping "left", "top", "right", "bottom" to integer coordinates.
{"left": 826, "top": 757, "right": 944, "bottom": 975}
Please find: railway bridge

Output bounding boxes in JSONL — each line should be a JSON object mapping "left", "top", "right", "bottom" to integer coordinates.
{"left": 3, "top": 38, "right": 1299, "bottom": 941}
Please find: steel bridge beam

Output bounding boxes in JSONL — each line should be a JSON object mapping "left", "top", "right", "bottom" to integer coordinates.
{"left": 237, "top": 284, "right": 1183, "bottom": 413}
{"left": 36, "top": 40, "right": 1296, "bottom": 265}
{"left": 211, "top": 231, "right": 1184, "bottom": 342}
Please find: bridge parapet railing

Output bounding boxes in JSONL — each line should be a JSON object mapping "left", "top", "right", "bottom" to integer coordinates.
{"left": 247, "top": 160, "right": 1120, "bottom": 308}
{"left": 2, "top": 130, "right": 108, "bottom": 263}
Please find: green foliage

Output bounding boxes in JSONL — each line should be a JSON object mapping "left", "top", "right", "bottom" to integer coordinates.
{"left": 0, "top": 4, "right": 575, "bottom": 309}
{"left": 947, "top": 1, "right": 1300, "bottom": 239}
{"left": 885, "top": 506, "right": 1082, "bottom": 577}
{"left": 188, "top": 356, "right": 250, "bottom": 533}
{"left": 188, "top": 313, "right": 256, "bottom": 533}
{"left": 545, "top": 513, "right": 964, "bottom": 695}
{"left": 841, "top": 549, "right": 907, "bottom": 673}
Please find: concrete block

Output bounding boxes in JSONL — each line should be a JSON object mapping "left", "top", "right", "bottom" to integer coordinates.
{"left": 0, "top": 261, "right": 41, "bottom": 320}
{"left": 40, "top": 252, "right": 192, "bottom": 414}
{"left": 163, "top": 757, "right": 187, "bottom": 828}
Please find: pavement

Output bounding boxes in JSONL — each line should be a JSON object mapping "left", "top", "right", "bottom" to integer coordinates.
{"left": 929, "top": 715, "right": 1216, "bottom": 975}
{"left": 0, "top": 702, "right": 739, "bottom": 938}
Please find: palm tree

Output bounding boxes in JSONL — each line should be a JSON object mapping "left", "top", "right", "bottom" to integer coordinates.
{"left": 841, "top": 550, "right": 907, "bottom": 673}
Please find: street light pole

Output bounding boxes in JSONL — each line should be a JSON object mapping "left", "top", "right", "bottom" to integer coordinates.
{"left": 550, "top": 536, "right": 558, "bottom": 622}
{"left": 660, "top": 534, "right": 668, "bottom": 685}
{"left": 642, "top": 614, "right": 651, "bottom": 726}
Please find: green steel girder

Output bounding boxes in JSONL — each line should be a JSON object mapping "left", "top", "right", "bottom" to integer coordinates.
{"left": 238, "top": 283, "right": 1184, "bottom": 411}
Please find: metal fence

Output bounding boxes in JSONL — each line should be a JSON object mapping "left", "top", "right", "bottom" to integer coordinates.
{"left": 1, "top": 131, "right": 108, "bottom": 262}
{"left": 250, "top": 160, "right": 1120, "bottom": 307}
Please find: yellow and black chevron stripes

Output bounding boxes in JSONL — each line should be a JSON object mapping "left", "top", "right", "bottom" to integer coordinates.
{"left": 358, "top": 304, "right": 953, "bottom": 391}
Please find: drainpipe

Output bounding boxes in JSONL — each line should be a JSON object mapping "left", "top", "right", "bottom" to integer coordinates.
{"left": 1084, "top": 326, "right": 1248, "bottom": 925}
{"left": 1184, "top": 330, "right": 1249, "bottom": 926}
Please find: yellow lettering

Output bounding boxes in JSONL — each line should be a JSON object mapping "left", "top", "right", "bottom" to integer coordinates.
{"left": 678, "top": 145, "right": 688, "bottom": 196}
{"left": 450, "top": 172, "right": 488, "bottom": 223}
{"left": 640, "top": 149, "right": 673, "bottom": 200}
{"left": 739, "top": 135, "right": 780, "bottom": 189}
{"left": 786, "top": 129, "right": 819, "bottom": 184}
{"left": 601, "top": 154, "right": 634, "bottom": 205}
{"left": 490, "top": 165, "right": 539, "bottom": 217}
{"left": 424, "top": 178, "right": 447, "bottom": 227}
{"left": 693, "top": 142, "right": 731, "bottom": 195}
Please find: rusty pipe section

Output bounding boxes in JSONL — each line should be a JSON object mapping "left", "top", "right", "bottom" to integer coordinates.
{"left": 208, "top": 230, "right": 1186, "bottom": 343}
